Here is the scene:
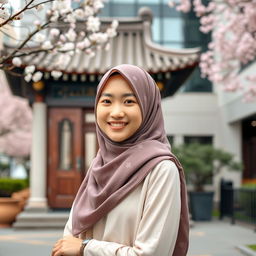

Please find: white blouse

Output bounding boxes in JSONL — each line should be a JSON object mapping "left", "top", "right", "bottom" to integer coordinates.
{"left": 64, "top": 160, "right": 181, "bottom": 256}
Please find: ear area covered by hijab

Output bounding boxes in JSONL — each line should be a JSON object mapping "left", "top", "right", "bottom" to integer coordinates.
{"left": 72, "top": 64, "right": 189, "bottom": 256}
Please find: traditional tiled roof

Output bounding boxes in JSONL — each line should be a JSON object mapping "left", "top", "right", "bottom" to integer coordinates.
{"left": 18, "top": 7, "right": 200, "bottom": 76}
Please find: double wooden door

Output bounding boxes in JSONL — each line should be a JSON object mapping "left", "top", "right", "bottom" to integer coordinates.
{"left": 47, "top": 108, "right": 97, "bottom": 208}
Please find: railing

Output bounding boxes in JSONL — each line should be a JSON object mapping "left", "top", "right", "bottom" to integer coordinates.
{"left": 219, "top": 180, "right": 256, "bottom": 232}
{"left": 233, "top": 188, "right": 256, "bottom": 229}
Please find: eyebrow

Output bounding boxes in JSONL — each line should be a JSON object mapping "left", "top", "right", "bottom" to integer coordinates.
{"left": 100, "top": 93, "right": 136, "bottom": 98}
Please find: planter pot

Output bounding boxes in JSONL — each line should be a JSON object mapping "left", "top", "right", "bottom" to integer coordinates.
{"left": 12, "top": 188, "right": 30, "bottom": 209}
{"left": 189, "top": 191, "right": 214, "bottom": 221}
{"left": 0, "top": 198, "right": 22, "bottom": 227}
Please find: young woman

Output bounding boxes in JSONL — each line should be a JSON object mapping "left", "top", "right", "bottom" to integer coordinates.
{"left": 51, "top": 64, "right": 189, "bottom": 256}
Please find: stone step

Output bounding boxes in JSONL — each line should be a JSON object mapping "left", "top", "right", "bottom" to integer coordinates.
{"left": 13, "top": 211, "right": 69, "bottom": 229}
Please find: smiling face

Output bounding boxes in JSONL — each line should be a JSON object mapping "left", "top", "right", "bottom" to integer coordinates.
{"left": 96, "top": 74, "right": 142, "bottom": 143}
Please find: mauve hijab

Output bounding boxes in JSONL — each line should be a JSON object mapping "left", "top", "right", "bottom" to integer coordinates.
{"left": 72, "top": 64, "right": 189, "bottom": 255}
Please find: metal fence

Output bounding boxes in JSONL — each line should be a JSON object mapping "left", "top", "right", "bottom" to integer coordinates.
{"left": 219, "top": 180, "right": 256, "bottom": 232}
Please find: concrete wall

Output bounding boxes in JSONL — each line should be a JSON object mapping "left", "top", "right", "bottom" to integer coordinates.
{"left": 161, "top": 92, "right": 242, "bottom": 202}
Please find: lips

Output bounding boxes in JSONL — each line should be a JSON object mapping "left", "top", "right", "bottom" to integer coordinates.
{"left": 108, "top": 121, "right": 127, "bottom": 129}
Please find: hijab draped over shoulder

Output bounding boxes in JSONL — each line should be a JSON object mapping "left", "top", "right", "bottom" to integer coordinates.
{"left": 72, "top": 64, "right": 189, "bottom": 255}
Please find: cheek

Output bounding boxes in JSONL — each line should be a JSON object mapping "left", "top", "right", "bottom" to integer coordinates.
{"left": 96, "top": 105, "right": 109, "bottom": 129}
{"left": 132, "top": 107, "right": 143, "bottom": 127}
{"left": 96, "top": 105, "right": 103, "bottom": 125}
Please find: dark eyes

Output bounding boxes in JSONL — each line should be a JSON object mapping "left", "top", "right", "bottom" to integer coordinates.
{"left": 124, "top": 99, "right": 136, "bottom": 104}
{"left": 101, "top": 99, "right": 111, "bottom": 104}
{"left": 99, "top": 98, "right": 136, "bottom": 105}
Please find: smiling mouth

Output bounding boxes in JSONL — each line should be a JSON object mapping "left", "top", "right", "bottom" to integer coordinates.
{"left": 108, "top": 122, "right": 127, "bottom": 128}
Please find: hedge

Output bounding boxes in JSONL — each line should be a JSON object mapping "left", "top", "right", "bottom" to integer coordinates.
{"left": 0, "top": 178, "right": 29, "bottom": 197}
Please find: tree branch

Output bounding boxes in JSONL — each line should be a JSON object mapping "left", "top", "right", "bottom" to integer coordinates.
{"left": 26, "top": 0, "right": 54, "bottom": 10}
{"left": 0, "top": 0, "right": 34, "bottom": 28}
{"left": 0, "top": 20, "right": 51, "bottom": 65}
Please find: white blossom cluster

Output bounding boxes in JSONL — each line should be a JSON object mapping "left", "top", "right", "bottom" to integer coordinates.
{"left": 0, "top": 0, "right": 118, "bottom": 82}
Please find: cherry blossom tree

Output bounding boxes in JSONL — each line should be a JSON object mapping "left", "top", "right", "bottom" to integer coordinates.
{"left": 0, "top": 0, "right": 118, "bottom": 81}
{"left": 169, "top": 0, "right": 256, "bottom": 101}
{"left": 0, "top": 71, "right": 32, "bottom": 157}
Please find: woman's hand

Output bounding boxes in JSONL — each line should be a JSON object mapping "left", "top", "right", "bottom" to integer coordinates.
{"left": 51, "top": 235, "right": 82, "bottom": 256}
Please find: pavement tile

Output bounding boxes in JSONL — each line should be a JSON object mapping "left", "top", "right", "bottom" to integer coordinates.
{"left": 0, "top": 219, "right": 255, "bottom": 256}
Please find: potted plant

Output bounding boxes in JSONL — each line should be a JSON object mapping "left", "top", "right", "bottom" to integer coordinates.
{"left": 0, "top": 178, "right": 29, "bottom": 227}
{"left": 172, "top": 143, "right": 242, "bottom": 221}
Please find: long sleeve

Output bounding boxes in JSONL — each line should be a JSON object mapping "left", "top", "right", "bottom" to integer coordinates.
{"left": 84, "top": 160, "right": 181, "bottom": 256}
{"left": 63, "top": 207, "right": 73, "bottom": 236}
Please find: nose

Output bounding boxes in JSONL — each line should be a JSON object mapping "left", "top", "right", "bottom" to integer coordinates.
{"left": 110, "top": 103, "right": 125, "bottom": 119}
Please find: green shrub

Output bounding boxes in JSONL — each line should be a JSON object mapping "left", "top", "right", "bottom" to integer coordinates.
{"left": 0, "top": 178, "right": 29, "bottom": 197}
{"left": 247, "top": 245, "right": 256, "bottom": 251}
{"left": 172, "top": 143, "right": 242, "bottom": 191}
{"left": 242, "top": 183, "right": 256, "bottom": 189}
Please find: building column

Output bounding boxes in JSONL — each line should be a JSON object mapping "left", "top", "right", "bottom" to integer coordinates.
{"left": 25, "top": 101, "right": 48, "bottom": 212}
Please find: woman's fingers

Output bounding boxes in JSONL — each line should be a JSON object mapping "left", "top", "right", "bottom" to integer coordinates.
{"left": 51, "top": 236, "right": 82, "bottom": 256}
{"left": 51, "top": 239, "right": 63, "bottom": 256}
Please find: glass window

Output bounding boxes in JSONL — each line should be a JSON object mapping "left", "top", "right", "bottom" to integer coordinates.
{"left": 163, "top": 42, "right": 184, "bottom": 49}
{"left": 184, "top": 136, "right": 213, "bottom": 145}
{"left": 163, "top": 0, "right": 177, "bottom": 3}
{"left": 183, "top": 20, "right": 201, "bottom": 43}
{"left": 59, "top": 119, "right": 73, "bottom": 171}
{"left": 111, "top": 3, "right": 136, "bottom": 16}
{"left": 112, "top": 0, "right": 135, "bottom": 2}
{"left": 100, "top": 3, "right": 111, "bottom": 16}
{"left": 163, "top": 18, "right": 184, "bottom": 42}
{"left": 152, "top": 18, "right": 160, "bottom": 42}
{"left": 162, "top": 3, "right": 181, "bottom": 18}
{"left": 181, "top": 68, "right": 212, "bottom": 92}
{"left": 138, "top": 0, "right": 160, "bottom": 3}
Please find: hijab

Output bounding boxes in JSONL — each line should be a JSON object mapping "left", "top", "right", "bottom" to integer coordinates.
{"left": 72, "top": 64, "right": 189, "bottom": 255}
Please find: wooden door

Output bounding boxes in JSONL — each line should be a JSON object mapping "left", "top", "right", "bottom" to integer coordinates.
{"left": 48, "top": 108, "right": 84, "bottom": 208}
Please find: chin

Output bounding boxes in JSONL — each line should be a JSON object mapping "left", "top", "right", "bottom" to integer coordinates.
{"left": 109, "top": 135, "right": 128, "bottom": 142}
{"left": 111, "top": 137, "right": 125, "bottom": 142}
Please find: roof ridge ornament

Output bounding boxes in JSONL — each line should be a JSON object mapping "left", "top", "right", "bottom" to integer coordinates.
{"left": 138, "top": 7, "right": 153, "bottom": 23}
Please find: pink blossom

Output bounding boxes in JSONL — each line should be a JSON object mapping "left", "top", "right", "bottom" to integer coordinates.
{"left": 50, "top": 28, "right": 60, "bottom": 38}
{"left": 176, "top": 1, "right": 191, "bottom": 13}
{"left": 0, "top": 78, "right": 32, "bottom": 157}
{"left": 171, "top": 0, "right": 256, "bottom": 101}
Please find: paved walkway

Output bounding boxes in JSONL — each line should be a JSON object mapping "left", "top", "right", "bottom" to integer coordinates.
{"left": 188, "top": 220, "right": 256, "bottom": 256}
{"left": 0, "top": 219, "right": 255, "bottom": 256}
